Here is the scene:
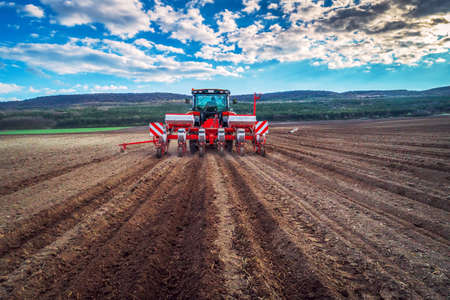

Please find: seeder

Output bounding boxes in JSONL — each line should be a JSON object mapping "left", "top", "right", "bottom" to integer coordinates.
{"left": 119, "top": 89, "right": 269, "bottom": 158}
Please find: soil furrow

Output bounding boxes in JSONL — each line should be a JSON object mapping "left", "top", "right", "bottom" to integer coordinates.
{"left": 0, "top": 154, "right": 118, "bottom": 197}
{"left": 273, "top": 135, "right": 450, "bottom": 173}
{"left": 270, "top": 144, "right": 450, "bottom": 212}
{"left": 0, "top": 156, "right": 160, "bottom": 276}
{"left": 0, "top": 117, "right": 448, "bottom": 298}
{"left": 277, "top": 133, "right": 450, "bottom": 159}
{"left": 239, "top": 155, "right": 446, "bottom": 299}
{"left": 263, "top": 150, "right": 450, "bottom": 245}
{"left": 0, "top": 155, "right": 158, "bottom": 259}
{"left": 206, "top": 155, "right": 250, "bottom": 298}
{"left": 271, "top": 140, "right": 449, "bottom": 198}
{"left": 50, "top": 157, "right": 223, "bottom": 299}
{"left": 0, "top": 157, "right": 181, "bottom": 298}
{"left": 221, "top": 154, "right": 336, "bottom": 299}
{"left": 228, "top": 155, "right": 405, "bottom": 298}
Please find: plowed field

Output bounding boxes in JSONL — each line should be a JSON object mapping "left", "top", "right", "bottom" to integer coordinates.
{"left": 0, "top": 117, "right": 449, "bottom": 299}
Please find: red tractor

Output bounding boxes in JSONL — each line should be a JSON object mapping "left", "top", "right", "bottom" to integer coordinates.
{"left": 119, "top": 88, "right": 268, "bottom": 158}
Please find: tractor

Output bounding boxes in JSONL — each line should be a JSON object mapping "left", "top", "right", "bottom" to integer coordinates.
{"left": 119, "top": 89, "right": 269, "bottom": 158}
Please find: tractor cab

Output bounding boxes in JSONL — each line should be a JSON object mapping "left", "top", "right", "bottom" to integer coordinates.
{"left": 192, "top": 89, "right": 230, "bottom": 125}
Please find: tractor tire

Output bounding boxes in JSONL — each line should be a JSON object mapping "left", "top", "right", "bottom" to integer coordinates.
{"left": 156, "top": 148, "right": 162, "bottom": 158}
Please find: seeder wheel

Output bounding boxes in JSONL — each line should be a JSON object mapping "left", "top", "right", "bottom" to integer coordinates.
{"left": 237, "top": 144, "right": 245, "bottom": 156}
{"left": 199, "top": 144, "right": 205, "bottom": 157}
{"left": 156, "top": 147, "right": 162, "bottom": 158}
{"left": 177, "top": 145, "right": 183, "bottom": 157}
{"left": 189, "top": 140, "right": 197, "bottom": 154}
{"left": 226, "top": 140, "right": 233, "bottom": 152}
{"left": 260, "top": 145, "right": 266, "bottom": 156}
{"left": 218, "top": 143, "right": 224, "bottom": 155}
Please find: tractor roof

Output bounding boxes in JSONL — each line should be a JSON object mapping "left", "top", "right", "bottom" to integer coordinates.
{"left": 191, "top": 88, "right": 230, "bottom": 95}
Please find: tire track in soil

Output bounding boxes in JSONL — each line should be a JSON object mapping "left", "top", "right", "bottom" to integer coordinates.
{"left": 0, "top": 153, "right": 119, "bottom": 197}
{"left": 0, "top": 155, "right": 159, "bottom": 276}
{"left": 0, "top": 156, "right": 182, "bottom": 298}
{"left": 48, "top": 157, "right": 224, "bottom": 299}
{"left": 269, "top": 144, "right": 450, "bottom": 212}
{"left": 239, "top": 154, "right": 446, "bottom": 299}
{"left": 206, "top": 155, "right": 249, "bottom": 298}
{"left": 218, "top": 154, "right": 336, "bottom": 299}
{"left": 264, "top": 149, "right": 450, "bottom": 247}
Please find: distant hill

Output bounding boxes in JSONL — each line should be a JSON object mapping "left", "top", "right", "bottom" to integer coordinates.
{"left": 0, "top": 86, "right": 449, "bottom": 109}
{"left": 236, "top": 86, "right": 450, "bottom": 101}
{"left": 0, "top": 92, "right": 187, "bottom": 109}
{"left": 235, "top": 90, "right": 338, "bottom": 102}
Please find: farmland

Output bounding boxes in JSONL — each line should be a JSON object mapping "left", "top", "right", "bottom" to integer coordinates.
{"left": 0, "top": 117, "right": 449, "bottom": 299}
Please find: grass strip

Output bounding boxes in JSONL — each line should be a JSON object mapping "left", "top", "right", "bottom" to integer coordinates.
{"left": 0, "top": 127, "right": 130, "bottom": 135}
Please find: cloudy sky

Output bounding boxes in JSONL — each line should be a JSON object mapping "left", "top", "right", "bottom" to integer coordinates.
{"left": 0, "top": 0, "right": 449, "bottom": 101}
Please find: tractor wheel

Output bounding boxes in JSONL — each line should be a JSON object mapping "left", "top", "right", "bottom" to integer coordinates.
{"left": 189, "top": 141, "right": 197, "bottom": 154}
{"left": 156, "top": 147, "right": 162, "bottom": 158}
{"left": 199, "top": 145, "right": 205, "bottom": 157}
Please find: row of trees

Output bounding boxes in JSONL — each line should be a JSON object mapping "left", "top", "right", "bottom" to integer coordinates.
{"left": 0, "top": 97, "right": 449, "bottom": 129}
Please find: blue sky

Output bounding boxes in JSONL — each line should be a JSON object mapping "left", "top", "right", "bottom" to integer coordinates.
{"left": 0, "top": 0, "right": 449, "bottom": 101}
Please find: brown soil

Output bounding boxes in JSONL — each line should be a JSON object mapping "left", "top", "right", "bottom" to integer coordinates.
{"left": 0, "top": 116, "right": 449, "bottom": 299}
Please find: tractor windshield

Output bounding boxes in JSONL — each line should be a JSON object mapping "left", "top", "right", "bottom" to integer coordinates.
{"left": 195, "top": 94, "right": 227, "bottom": 111}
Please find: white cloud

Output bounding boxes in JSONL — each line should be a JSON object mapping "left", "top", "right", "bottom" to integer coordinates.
{"left": 0, "top": 39, "right": 239, "bottom": 83}
{"left": 196, "top": 1, "right": 450, "bottom": 69}
{"left": 0, "top": 2, "right": 14, "bottom": 7}
{"left": 263, "top": 12, "right": 278, "bottom": 20}
{"left": 30, "top": 33, "right": 39, "bottom": 38}
{"left": 23, "top": 4, "right": 44, "bottom": 18}
{"left": 134, "top": 38, "right": 153, "bottom": 48}
{"left": 149, "top": 1, "right": 220, "bottom": 45}
{"left": 93, "top": 84, "right": 128, "bottom": 91}
{"left": 134, "top": 38, "right": 185, "bottom": 54}
{"left": 187, "top": 0, "right": 214, "bottom": 7}
{"left": 0, "top": 97, "right": 19, "bottom": 102}
{"left": 0, "top": 82, "right": 22, "bottom": 94}
{"left": 7, "top": 24, "right": 20, "bottom": 30}
{"left": 242, "top": 0, "right": 260, "bottom": 14}
{"left": 41, "top": 0, "right": 151, "bottom": 38}
{"left": 216, "top": 10, "right": 241, "bottom": 34}
{"left": 153, "top": 43, "right": 185, "bottom": 54}
{"left": 268, "top": 3, "right": 278, "bottom": 10}
{"left": 57, "top": 88, "right": 76, "bottom": 93}
{"left": 435, "top": 57, "right": 446, "bottom": 63}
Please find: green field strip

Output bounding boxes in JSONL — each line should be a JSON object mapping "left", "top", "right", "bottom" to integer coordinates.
{"left": 0, "top": 127, "right": 130, "bottom": 135}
